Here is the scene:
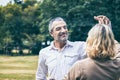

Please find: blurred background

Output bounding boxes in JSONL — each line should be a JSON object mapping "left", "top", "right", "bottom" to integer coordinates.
{"left": 0, "top": 0, "right": 120, "bottom": 80}
{"left": 0, "top": 0, "right": 120, "bottom": 56}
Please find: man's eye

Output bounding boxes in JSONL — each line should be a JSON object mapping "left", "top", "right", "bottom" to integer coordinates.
{"left": 56, "top": 27, "right": 61, "bottom": 31}
{"left": 63, "top": 26, "right": 67, "bottom": 29}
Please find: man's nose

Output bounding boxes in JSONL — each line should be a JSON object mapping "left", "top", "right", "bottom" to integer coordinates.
{"left": 61, "top": 27, "right": 67, "bottom": 32}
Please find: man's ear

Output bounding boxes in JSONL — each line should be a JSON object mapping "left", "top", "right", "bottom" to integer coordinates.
{"left": 50, "top": 32, "right": 53, "bottom": 37}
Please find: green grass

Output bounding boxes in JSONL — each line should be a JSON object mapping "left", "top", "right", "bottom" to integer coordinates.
{"left": 0, "top": 55, "right": 38, "bottom": 80}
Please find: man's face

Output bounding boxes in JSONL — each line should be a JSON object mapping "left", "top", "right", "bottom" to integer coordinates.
{"left": 51, "top": 20, "right": 68, "bottom": 43}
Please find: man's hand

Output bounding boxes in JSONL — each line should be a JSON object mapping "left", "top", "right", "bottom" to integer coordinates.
{"left": 94, "top": 15, "right": 110, "bottom": 25}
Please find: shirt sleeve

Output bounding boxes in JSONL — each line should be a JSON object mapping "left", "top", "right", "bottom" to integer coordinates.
{"left": 78, "top": 42, "right": 87, "bottom": 59}
{"left": 115, "top": 40, "right": 120, "bottom": 54}
{"left": 36, "top": 50, "right": 48, "bottom": 80}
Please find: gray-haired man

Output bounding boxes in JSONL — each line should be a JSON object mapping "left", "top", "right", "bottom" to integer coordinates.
{"left": 36, "top": 17, "right": 87, "bottom": 80}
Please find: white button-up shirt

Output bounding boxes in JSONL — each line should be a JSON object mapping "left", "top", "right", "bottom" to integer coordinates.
{"left": 36, "top": 40, "right": 86, "bottom": 80}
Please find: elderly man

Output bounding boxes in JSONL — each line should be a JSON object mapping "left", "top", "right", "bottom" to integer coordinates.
{"left": 36, "top": 17, "right": 87, "bottom": 80}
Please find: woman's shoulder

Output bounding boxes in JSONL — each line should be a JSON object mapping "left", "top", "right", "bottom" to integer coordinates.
{"left": 74, "top": 58, "right": 94, "bottom": 67}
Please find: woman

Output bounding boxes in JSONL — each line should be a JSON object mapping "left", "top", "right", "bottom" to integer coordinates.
{"left": 63, "top": 24, "right": 120, "bottom": 80}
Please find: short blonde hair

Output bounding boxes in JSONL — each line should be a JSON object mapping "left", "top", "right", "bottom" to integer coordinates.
{"left": 86, "top": 24, "right": 116, "bottom": 59}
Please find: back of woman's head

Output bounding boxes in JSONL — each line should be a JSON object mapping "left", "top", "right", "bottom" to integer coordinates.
{"left": 86, "top": 24, "right": 116, "bottom": 60}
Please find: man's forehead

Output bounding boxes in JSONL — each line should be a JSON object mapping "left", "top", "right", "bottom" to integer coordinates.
{"left": 52, "top": 21, "right": 67, "bottom": 28}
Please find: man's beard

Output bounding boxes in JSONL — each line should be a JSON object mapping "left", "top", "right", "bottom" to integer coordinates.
{"left": 57, "top": 32, "right": 68, "bottom": 43}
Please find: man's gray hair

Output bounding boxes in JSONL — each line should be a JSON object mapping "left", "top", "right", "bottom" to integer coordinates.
{"left": 49, "top": 17, "right": 65, "bottom": 33}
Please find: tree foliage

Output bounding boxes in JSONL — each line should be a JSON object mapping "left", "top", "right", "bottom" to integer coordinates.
{"left": 0, "top": 0, "right": 120, "bottom": 55}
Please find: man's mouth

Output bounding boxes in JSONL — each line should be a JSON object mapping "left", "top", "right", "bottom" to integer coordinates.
{"left": 59, "top": 33, "right": 67, "bottom": 37}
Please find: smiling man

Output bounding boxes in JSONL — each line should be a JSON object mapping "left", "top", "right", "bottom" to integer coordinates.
{"left": 36, "top": 17, "right": 87, "bottom": 80}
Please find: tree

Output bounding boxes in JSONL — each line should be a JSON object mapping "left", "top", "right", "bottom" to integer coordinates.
{"left": 38, "top": 0, "right": 120, "bottom": 41}
{"left": 0, "top": 0, "right": 120, "bottom": 55}
{"left": 14, "top": 0, "right": 23, "bottom": 4}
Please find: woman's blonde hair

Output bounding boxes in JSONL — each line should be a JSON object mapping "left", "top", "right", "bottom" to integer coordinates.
{"left": 86, "top": 24, "right": 116, "bottom": 60}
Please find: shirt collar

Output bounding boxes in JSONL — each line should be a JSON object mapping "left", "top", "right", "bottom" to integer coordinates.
{"left": 49, "top": 40, "right": 73, "bottom": 50}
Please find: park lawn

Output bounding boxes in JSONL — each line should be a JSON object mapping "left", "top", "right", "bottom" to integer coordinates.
{"left": 0, "top": 55, "right": 38, "bottom": 80}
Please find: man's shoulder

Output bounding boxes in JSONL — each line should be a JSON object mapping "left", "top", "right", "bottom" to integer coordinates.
{"left": 40, "top": 45, "right": 51, "bottom": 53}
{"left": 69, "top": 40, "right": 86, "bottom": 45}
